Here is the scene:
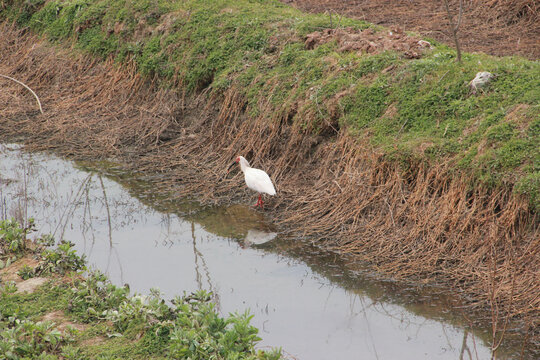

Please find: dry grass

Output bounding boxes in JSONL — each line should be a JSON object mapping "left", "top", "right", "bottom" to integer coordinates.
{"left": 0, "top": 22, "right": 538, "bottom": 346}
{"left": 473, "top": 0, "right": 539, "bottom": 26}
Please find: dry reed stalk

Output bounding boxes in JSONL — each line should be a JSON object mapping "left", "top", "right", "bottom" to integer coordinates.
{"left": 0, "top": 74, "right": 44, "bottom": 114}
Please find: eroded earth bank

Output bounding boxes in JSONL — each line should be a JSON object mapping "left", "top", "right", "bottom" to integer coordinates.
{"left": 0, "top": 0, "right": 538, "bottom": 355}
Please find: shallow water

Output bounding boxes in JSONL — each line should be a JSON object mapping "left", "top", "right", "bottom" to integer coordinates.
{"left": 0, "top": 144, "right": 527, "bottom": 359}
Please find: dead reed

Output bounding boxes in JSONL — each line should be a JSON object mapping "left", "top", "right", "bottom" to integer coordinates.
{"left": 472, "top": 0, "right": 539, "bottom": 27}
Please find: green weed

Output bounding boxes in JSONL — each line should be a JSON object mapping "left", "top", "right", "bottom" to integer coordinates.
{"left": 37, "top": 241, "right": 86, "bottom": 276}
{"left": 0, "top": 318, "right": 68, "bottom": 359}
{"left": 17, "top": 264, "right": 35, "bottom": 280}
{"left": 0, "top": 218, "right": 35, "bottom": 256}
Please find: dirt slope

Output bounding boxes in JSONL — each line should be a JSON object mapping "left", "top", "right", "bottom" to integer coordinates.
{"left": 285, "top": 0, "right": 540, "bottom": 59}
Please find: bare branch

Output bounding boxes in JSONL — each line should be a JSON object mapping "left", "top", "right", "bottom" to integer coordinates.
{"left": 455, "top": 0, "right": 464, "bottom": 32}
{"left": 442, "top": 0, "right": 463, "bottom": 62}
{"left": 0, "top": 74, "right": 44, "bottom": 114}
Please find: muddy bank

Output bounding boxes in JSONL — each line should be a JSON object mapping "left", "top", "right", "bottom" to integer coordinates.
{"left": 0, "top": 20, "right": 538, "bottom": 353}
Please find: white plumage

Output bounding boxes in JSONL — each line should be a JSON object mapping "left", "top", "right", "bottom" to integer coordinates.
{"left": 230, "top": 156, "right": 276, "bottom": 208}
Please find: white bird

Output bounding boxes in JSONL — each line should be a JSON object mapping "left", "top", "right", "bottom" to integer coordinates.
{"left": 228, "top": 156, "right": 276, "bottom": 208}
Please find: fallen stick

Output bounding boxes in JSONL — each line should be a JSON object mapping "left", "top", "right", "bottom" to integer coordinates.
{"left": 0, "top": 74, "right": 44, "bottom": 114}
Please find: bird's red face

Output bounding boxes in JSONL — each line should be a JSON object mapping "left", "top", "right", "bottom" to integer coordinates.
{"left": 235, "top": 156, "right": 240, "bottom": 163}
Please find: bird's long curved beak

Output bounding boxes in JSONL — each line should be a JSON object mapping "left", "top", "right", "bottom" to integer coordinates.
{"left": 226, "top": 161, "right": 235, "bottom": 174}
{"left": 219, "top": 162, "right": 236, "bottom": 183}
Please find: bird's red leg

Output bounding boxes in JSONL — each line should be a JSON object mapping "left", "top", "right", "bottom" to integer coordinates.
{"left": 254, "top": 194, "right": 263, "bottom": 208}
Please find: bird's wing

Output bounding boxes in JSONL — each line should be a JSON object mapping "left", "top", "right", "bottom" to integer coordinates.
{"left": 245, "top": 168, "right": 276, "bottom": 195}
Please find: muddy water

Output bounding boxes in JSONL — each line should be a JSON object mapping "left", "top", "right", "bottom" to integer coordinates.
{"left": 0, "top": 144, "right": 526, "bottom": 359}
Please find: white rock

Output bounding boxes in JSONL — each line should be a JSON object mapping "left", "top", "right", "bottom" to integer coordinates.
{"left": 418, "top": 40, "right": 432, "bottom": 49}
{"left": 469, "top": 71, "right": 495, "bottom": 93}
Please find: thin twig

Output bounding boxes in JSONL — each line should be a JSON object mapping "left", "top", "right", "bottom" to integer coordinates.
{"left": 455, "top": 0, "right": 464, "bottom": 31}
{"left": 438, "top": 69, "right": 451, "bottom": 83}
{"left": 442, "top": 0, "right": 463, "bottom": 62}
{"left": 0, "top": 74, "right": 44, "bottom": 113}
{"left": 397, "top": 118, "right": 409, "bottom": 136}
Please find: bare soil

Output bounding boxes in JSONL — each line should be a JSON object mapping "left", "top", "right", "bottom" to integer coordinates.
{"left": 284, "top": 0, "right": 540, "bottom": 59}
{"left": 0, "top": 255, "right": 40, "bottom": 283}
{"left": 42, "top": 311, "right": 88, "bottom": 333}
{"left": 16, "top": 277, "right": 48, "bottom": 294}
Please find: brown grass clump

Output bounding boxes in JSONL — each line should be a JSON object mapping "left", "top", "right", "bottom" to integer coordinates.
{"left": 304, "top": 26, "right": 430, "bottom": 58}
{"left": 0, "top": 22, "right": 538, "bottom": 349}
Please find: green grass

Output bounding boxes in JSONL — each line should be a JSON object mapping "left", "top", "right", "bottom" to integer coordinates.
{"left": 1, "top": 0, "right": 539, "bottom": 208}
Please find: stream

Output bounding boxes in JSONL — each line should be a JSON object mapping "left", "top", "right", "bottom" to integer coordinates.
{"left": 0, "top": 143, "right": 528, "bottom": 359}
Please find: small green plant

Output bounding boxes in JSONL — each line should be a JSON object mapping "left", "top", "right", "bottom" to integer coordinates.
{"left": 37, "top": 234, "right": 56, "bottom": 248}
{"left": 105, "top": 289, "right": 172, "bottom": 333}
{"left": 17, "top": 264, "right": 36, "bottom": 280}
{"left": 37, "top": 240, "right": 86, "bottom": 276}
{"left": 0, "top": 218, "right": 35, "bottom": 256}
{"left": 65, "top": 275, "right": 281, "bottom": 358}
{"left": 167, "top": 290, "right": 280, "bottom": 359}
{"left": 60, "top": 344, "right": 83, "bottom": 360}
{"left": 69, "top": 270, "right": 130, "bottom": 321}
{"left": 0, "top": 281, "right": 17, "bottom": 295}
{"left": 0, "top": 317, "right": 68, "bottom": 359}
